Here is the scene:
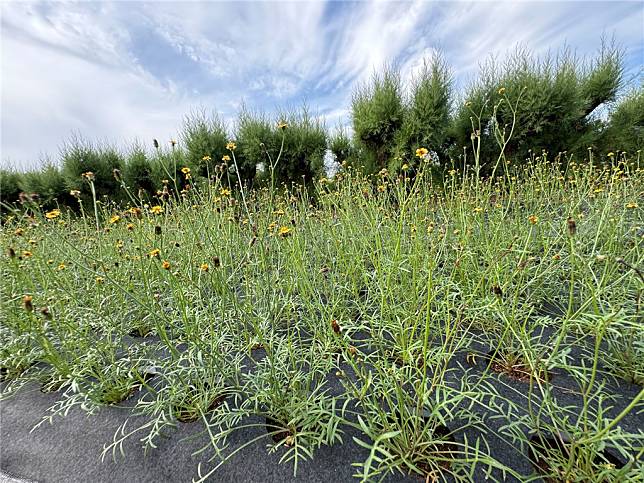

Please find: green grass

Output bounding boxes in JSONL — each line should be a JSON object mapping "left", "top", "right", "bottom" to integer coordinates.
{"left": 1, "top": 149, "right": 643, "bottom": 482}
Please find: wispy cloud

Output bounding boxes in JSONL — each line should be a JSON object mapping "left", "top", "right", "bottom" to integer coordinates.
{"left": 1, "top": 1, "right": 642, "bottom": 168}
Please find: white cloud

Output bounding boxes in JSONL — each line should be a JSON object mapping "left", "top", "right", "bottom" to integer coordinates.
{"left": 1, "top": 1, "right": 642, "bottom": 169}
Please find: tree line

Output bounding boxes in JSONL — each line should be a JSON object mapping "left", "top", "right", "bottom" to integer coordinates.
{"left": 1, "top": 43, "right": 642, "bottom": 212}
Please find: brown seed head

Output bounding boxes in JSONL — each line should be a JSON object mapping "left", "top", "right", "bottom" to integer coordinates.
{"left": 567, "top": 217, "right": 577, "bottom": 236}
{"left": 22, "top": 295, "right": 33, "bottom": 312}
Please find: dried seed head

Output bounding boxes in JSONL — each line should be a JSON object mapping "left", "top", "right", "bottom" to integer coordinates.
{"left": 491, "top": 285, "right": 503, "bottom": 297}
{"left": 7, "top": 247, "right": 16, "bottom": 259}
{"left": 348, "top": 345, "right": 357, "bottom": 356}
{"left": 331, "top": 319, "right": 341, "bottom": 334}
{"left": 40, "top": 306, "right": 52, "bottom": 320}
{"left": 22, "top": 295, "right": 33, "bottom": 312}
{"left": 154, "top": 225, "right": 162, "bottom": 235}
{"left": 113, "top": 168, "right": 122, "bottom": 181}
{"left": 153, "top": 139, "right": 159, "bottom": 149}
{"left": 212, "top": 256, "right": 221, "bottom": 267}
{"left": 567, "top": 217, "right": 577, "bottom": 236}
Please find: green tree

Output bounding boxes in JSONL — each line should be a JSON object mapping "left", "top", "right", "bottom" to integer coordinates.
{"left": 182, "top": 109, "right": 228, "bottom": 179}
{"left": 351, "top": 67, "right": 405, "bottom": 174}
{"left": 450, "top": 43, "right": 623, "bottom": 171}
{"left": 600, "top": 86, "right": 644, "bottom": 156}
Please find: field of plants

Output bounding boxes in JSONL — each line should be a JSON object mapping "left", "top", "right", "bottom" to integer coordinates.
{"left": 1, "top": 45, "right": 643, "bottom": 482}
{"left": 2, "top": 148, "right": 643, "bottom": 481}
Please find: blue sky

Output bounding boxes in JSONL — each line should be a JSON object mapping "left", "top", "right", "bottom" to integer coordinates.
{"left": 1, "top": 1, "right": 642, "bottom": 169}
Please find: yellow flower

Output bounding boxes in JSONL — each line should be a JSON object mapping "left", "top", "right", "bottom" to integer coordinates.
{"left": 415, "top": 147, "right": 428, "bottom": 158}
{"left": 593, "top": 188, "right": 604, "bottom": 194}
{"left": 150, "top": 205, "right": 163, "bottom": 215}
{"left": 473, "top": 207, "right": 483, "bottom": 213}
{"left": 528, "top": 215, "right": 539, "bottom": 225}
{"left": 22, "top": 250, "right": 33, "bottom": 257}
{"left": 148, "top": 248, "right": 161, "bottom": 258}
{"left": 96, "top": 277, "right": 104, "bottom": 284}
{"left": 277, "top": 120, "right": 288, "bottom": 130}
{"left": 181, "top": 167, "right": 191, "bottom": 175}
{"left": 109, "top": 215, "right": 121, "bottom": 224}
{"left": 226, "top": 141, "right": 237, "bottom": 151}
{"left": 401, "top": 163, "right": 409, "bottom": 171}
{"left": 170, "top": 139, "right": 177, "bottom": 147}
{"left": 222, "top": 155, "right": 231, "bottom": 162}
{"left": 278, "top": 226, "right": 292, "bottom": 237}
{"left": 58, "top": 263, "right": 66, "bottom": 270}
{"left": 449, "top": 169, "right": 457, "bottom": 176}
{"left": 377, "top": 184, "right": 386, "bottom": 192}
{"left": 220, "top": 188, "right": 231, "bottom": 196}
{"left": 607, "top": 152, "right": 615, "bottom": 157}
{"left": 162, "top": 260, "right": 171, "bottom": 270}
{"left": 82, "top": 171, "right": 95, "bottom": 181}
{"left": 45, "top": 209, "right": 61, "bottom": 220}
{"left": 465, "top": 101, "right": 472, "bottom": 107}
{"left": 498, "top": 87, "right": 506, "bottom": 95}
{"left": 202, "top": 155, "right": 212, "bottom": 161}
{"left": 14, "top": 228, "right": 24, "bottom": 236}
{"left": 200, "top": 263, "right": 209, "bottom": 272}
{"left": 126, "top": 223, "right": 134, "bottom": 230}
{"left": 70, "top": 189, "right": 81, "bottom": 198}
{"left": 626, "top": 202, "right": 638, "bottom": 209}
{"left": 273, "top": 209, "right": 285, "bottom": 216}
{"left": 268, "top": 221, "right": 277, "bottom": 231}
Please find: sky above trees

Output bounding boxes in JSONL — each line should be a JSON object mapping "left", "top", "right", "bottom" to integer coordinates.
{"left": 1, "top": 1, "right": 642, "bottom": 168}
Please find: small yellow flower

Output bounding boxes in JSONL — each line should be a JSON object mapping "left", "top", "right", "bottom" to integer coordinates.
{"left": 377, "top": 184, "right": 386, "bottom": 192}
{"left": 14, "top": 228, "right": 24, "bottom": 236}
{"left": 70, "top": 189, "right": 81, "bottom": 198}
{"left": 181, "top": 167, "right": 191, "bottom": 175}
{"left": 552, "top": 253, "right": 561, "bottom": 260}
{"left": 465, "top": 101, "right": 472, "bottom": 107}
{"left": 82, "top": 171, "right": 95, "bottom": 181}
{"left": 268, "top": 221, "right": 278, "bottom": 231}
{"left": 45, "top": 209, "right": 61, "bottom": 220}
{"left": 109, "top": 215, "right": 121, "bottom": 224}
{"left": 401, "top": 163, "right": 409, "bottom": 171}
{"left": 148, "top": 248, "right": 161, "bottom": 258}
{"left": 498, "top": 87, "right": 506, "bottom": 95}
{"left": 274, "top": 209, "right": 285, "bottom": 216}
{"left": 222, "top": 155, "right": 231, "bottom": 162}
{"left": 150, "top": 205, "right": 163, "bottom": 215}
{"left": 126, "top": 223, "right": 134, "bottom": 230}
{"left": 226, "top": 141, "right": 237, "bottom": 151}
{"left": 220, "top": 188, "right": 231, "bottom": 196}
{"left": 626, "top": 202, "right": 638, "bottom": 209}
{"left": 415, "top": 147, "right": 428, "bottom": 158}
{"left": 278, "top": 226, "right": 292, "bottom": 237}
{"left": 607, "top": 152, "right": 615, "bottom": 157}
{"left": 22, "top": 250, "right": 33, "bottom": 257}
{"left": 277, "top": 120, "right": 288, "bottom": 130}
{"left": 473, "top": 207, "right": 483, "bottom": 213}
{"left": 202, "top": 155, "right": 212, "bottom": 161}
{"left": 528, "top": 215, "right": 539, "bottom": 225}
{"left": 162, "top": 260, "right": 171, "bottom": 270}
{"left": 96, "top": 277, "right": 104, "bottom": 284}
{"left": 57, "top": 262, "right": 67, "bottom": 271}
{"left": 200, "top": 263, "right": 209, "bottom": 272}
{"left": 170, "top": 139, "right": 177, "bottom": 147}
